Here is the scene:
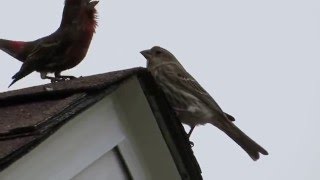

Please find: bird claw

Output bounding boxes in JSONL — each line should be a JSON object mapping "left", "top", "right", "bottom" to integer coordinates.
{"left": 60, "top": 76, "right": 76, "bottom": 81}
{"left": 50, "top": 78, "right": 63, "bottom": 83}
{"left": 189, "top": 140, "right": 194, "bottom": 147}
{"left": 50, "top": 76, "right": 76, "bottom": 83}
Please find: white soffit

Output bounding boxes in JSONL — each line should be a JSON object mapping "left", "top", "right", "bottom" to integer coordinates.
{"left": 113, "top": 77, "right": 180, "bottom": 180}
{"left": 0, "top": 93, "right": 125, "bottom": 180}
{"left": 0, "top": 77, "right": 180, "bottom": 180}
{"left": 72, "top": 149, "right": 128, "bottom": 180}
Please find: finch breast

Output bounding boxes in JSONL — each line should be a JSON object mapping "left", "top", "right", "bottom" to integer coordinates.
{"left": 152, "top": 65, "right": 213, "bottom": 126}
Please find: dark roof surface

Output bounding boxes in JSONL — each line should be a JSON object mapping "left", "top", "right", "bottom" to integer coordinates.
{"left": 0, "top": 67, "right": 202, "bottom": 179}
{"left": 0, "top": 67, "right": 143, "bottom": 104}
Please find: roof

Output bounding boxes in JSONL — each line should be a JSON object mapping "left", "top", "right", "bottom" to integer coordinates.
{"left": 0, "top": 67, "right": 202, "bottom": 179}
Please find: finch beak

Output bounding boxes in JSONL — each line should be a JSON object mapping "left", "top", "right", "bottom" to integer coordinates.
{"left": 89, "top": 1, "right": 99, "bottom": 7}
{"left": 140, "top": 49, "right": 152, "bottom": 61}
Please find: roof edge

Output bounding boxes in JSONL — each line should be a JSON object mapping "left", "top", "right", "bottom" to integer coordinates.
{"left": 136, "top": 71, "right": 203, "bottom": 180}
{"left": 0, "top": 87, "right": 118, "bottom": 171}
{"left": 0, "top": 67, "right": 145, "bottom": 105}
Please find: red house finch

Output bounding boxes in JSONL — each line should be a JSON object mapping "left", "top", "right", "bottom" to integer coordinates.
{"left": 141, "top": 46, "right": 268, "bottom": 160}
{"left": 0, "top": 0, "right": 98, "bottom": 87}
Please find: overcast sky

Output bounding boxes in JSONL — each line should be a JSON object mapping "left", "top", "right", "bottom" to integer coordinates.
{"left": 1, "top": 0, "right": 320, "bottom": 179}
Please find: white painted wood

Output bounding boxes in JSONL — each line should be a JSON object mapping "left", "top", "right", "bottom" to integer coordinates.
{"left": 113, "top": 77, "right": 181, "bottom": 180}
{"left": 72, "top": 149, "right": 128, "bottom": 180}
{"left": 0, "top": 77, "right": 182, "bottom": 180}
{"left": 0, "top": 97, "right": 125, "bottom": 180}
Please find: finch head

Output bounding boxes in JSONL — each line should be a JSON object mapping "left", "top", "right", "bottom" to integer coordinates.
{"left": 140, "top": 46, "right": 181, "bottom": 70}
{"left": 62, "top": 0, "right": 98, "bottom": 29}
{"left": 140, "top": 46, "right": 269, "bottom": 161}
{"left": 65, "top": 0, "right": 99, "bottom": 6}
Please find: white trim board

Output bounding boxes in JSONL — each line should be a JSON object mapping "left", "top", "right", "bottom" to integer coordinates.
{"left": 113, "top": 77, "right": 180, "bottom": 180}
{"left": 0, "top": 77, "right": 181, "bottom": 180}
{"left": 0, "top": 95, "right": 125, "bottom": 180}
{"left": 72, "top": 148, "right": 128, "bottom": 180}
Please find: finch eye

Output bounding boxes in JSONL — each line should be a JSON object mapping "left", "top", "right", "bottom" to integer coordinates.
{"left": 155, "top": 50, "right": 162, "bottom": 55}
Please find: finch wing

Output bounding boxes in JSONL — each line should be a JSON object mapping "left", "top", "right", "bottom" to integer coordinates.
{"left": 9, "top": 40, "right": 61, "bottom": 87}
{"left": 27, "top": 40, "right": 61, "bottom": 63}
{"left": 167, "top": 64, "right": 234, "bottom": 121}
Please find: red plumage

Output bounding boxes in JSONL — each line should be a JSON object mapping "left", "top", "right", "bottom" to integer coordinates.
{"left": 0, "top": 0, "right": 99, "bottom": 87}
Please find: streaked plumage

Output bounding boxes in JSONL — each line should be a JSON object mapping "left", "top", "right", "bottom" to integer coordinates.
{"left": 141, "top": 46, "right": 268, "bottom": 160}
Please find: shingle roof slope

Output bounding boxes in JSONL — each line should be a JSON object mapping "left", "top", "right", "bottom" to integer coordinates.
{"left": 0, "top": 67, "right": 144, "bottom": 171}
{"left": 0, "top": 67, "right": 202, "bottom": 179}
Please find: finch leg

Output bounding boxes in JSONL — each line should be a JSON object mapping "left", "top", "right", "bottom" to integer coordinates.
{"left": 187, "top": 126, "right": 195, "bottom": 138}
{"left": 172, "top": 107, "right": 196, "bottom": 146}
{"left": 187, "top": 126, "right": 195, "bottom": 147}
{"left": 40, "top": 72, "right": 63, "bottom": 83}
{"left": 54, "top": 72, "right": 76, "bottom": 81}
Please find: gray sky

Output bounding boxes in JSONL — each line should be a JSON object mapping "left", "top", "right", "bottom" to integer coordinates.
{"left": 1, "top": 0, "right": 319, "bottom": 179}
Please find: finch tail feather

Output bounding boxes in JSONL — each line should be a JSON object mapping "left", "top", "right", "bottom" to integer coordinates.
{"left": 9, "top": 69, "right": 32, "bottom": 87}
{"left": 224, "top": 112, "right": 235, "bottom": 121}
{"left": 0, "top": 39, "right": 6, "bottom": 46}
{"left": 0, "top": 39, "right": 27, "bottom": 63}
{"left": 8, "top": 79, "right": 18, "bottom": 88}
{"left": 0, "top": 39, "right": 8, "bottom": 52}
{"left": 214, "top": 120, "right": 268, "bottom": 160}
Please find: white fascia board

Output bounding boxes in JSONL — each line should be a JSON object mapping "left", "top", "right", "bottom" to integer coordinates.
{"left": 112, "top": 77, "right": 181, "bottom": 180}
{"left": 0, "top": 94, "right": 125, "bottom": 180}
{"left": 0, "top": 76, "right": 181, "bottom": 180}
{"left": 72, "top": 149, "right": 128, "bottom": 180}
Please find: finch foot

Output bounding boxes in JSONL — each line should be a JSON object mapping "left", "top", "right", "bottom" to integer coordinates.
{"left": 40, "top": 73, "right": 67, "bottom": 83}
{"left": 56, "top": 75, "right": 76, "bottom": 81}
{"left": 189, "top": 141, "right": 194, "bottom": 147}
{"left": 50, "top": 78, "right": 65, "bottom": 83}
{"left": 41, "top": 76, "right": 62, "bottom": 83}
{"left": 54, "top": 72, "right": 76, "bottom": 81}
{"left": 186, "top": 126, "right": 195, "bottom": 147}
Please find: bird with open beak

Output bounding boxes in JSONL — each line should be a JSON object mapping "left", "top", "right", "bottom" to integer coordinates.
{"left": 0, "top": 0, "right": 99, "bottom": 87}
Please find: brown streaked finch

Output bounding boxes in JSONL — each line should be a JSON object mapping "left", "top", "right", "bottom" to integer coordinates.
{"left": 0, "top": 0, "right": 99, "bottom": 87}
{"left": 140, "top": 46, "right": 268, "bottom": 161}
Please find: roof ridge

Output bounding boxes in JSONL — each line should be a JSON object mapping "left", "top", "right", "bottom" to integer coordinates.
{"left": 0, "top": 67, "right": 145, "bottom": 104}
